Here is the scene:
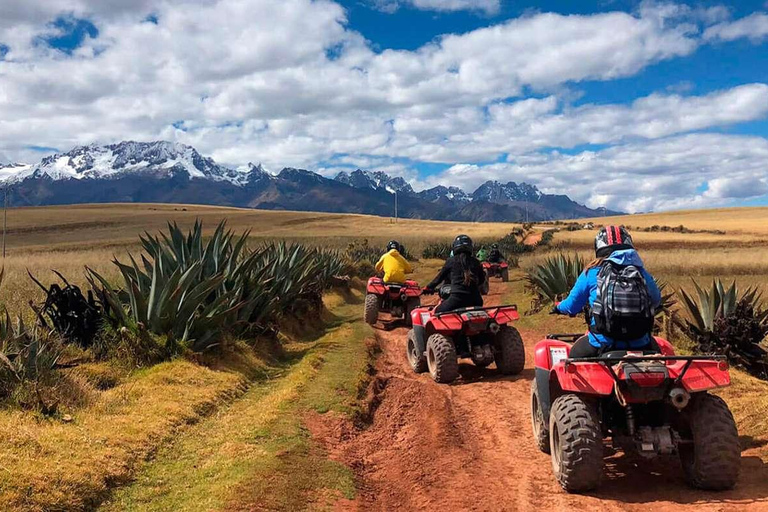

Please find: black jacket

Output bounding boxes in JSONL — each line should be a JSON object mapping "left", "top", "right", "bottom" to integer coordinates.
{"left": 488, "top": 249, "right": 504, "bottom": 263}
{"left": 427, "top": 254, "right": 485, "bottom": 297}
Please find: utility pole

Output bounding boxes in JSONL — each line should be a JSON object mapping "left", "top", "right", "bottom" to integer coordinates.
{"left": 394, "top": 190, "right": 398, "bottom": 224}
{"left": 3, "top": 185, "right": 7, "bottom": 259}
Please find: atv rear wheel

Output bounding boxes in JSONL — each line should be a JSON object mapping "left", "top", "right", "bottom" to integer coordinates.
{"left": 407, "top": 329, "right": 427, "bottom": 373}
{"left": 501, "top": 268, "right": 509, "bottom": 282}
{"left": 405, "top": 298, "right": 420, "bottom": 326}
{"left": 426, "top": 333, "right": 459, "bottom": 383}
{"left": 549, "top": 394, "right": 603, "bottom": 492}
{"left": 364, "top": 294, "right": 379, "bottom": 325}
{"left": 679, "top": 393, "right": 740, "bottom": 490}
{"left": 494, "top": 326, "right": 525, "bottom": 375}
{"left": 531, "top": 379, "right": 550, "bottom": 454}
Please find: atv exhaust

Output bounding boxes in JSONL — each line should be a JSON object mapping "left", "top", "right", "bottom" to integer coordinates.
{"left": 669, "top": 387, "right": 690, "bottom": 410}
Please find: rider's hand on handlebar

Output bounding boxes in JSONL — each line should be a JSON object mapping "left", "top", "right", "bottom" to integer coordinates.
{"left": 422, "top": 287, "right": 435, "bottom": 295}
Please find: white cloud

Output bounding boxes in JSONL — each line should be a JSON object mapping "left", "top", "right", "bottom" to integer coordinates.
{"left": 372, "top": 0, "right": 500, "bottom": 15}
{"left": 429, "top": 133, "right": 768, "bottom": 212}
{"left": 704, "top": 12, "right": 768, "bottom": 43}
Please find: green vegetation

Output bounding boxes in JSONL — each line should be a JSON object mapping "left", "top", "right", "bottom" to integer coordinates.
{"left": 678, "top": 279, "right": 768, "bottom": 379}
{"left": 525, "top": 253, "right": 585, "bottom": 305}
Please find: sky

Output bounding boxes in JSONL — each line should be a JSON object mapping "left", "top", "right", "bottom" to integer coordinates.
{"left": 1, "top": 1, "right": 768, "bottom": 212}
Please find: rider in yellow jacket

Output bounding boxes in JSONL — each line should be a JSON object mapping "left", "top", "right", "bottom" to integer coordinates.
{"left": 375, "top": 240, "right": 413, "bottom": 283}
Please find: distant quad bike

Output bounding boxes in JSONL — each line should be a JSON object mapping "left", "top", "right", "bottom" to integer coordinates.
{"left": 480, "top": 261, "right": 509, "bottom": 295}
{"left": 531, "top": 334, "right": 740, "bottom": 493}
{"left": 364, "top": 277, "right": 422, "bottom": 326}
{"left": 406, "top": 287, "right": 525, "bottom": 384}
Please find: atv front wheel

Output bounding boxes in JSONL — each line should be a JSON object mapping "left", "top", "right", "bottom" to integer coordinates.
{"left": 501, "top": 268, "right": 509, "bottom": 282}
{"left": 494, "top": 326, "right": 525, "bottom": 375}
{"left": 549, "top": 394, "right": 603, "bottom": 492}
{"left": 679, "top": 393, "right": 740, "bottom": 490}
{"left": 364, "top": 294, "right": 379, "bottom": 325}
{"left": 531, "top": 379, "right": 550, "bottom": 454}
{"left": 407, "top": 329, "right": 427, "bottom": 373}
{"left": 426, "top": 333, "right": 459, "bottom": 383}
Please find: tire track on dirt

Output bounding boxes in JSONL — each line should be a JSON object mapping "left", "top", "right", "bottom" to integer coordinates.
{"left": 311, "top": 280, "right": 768, "bottom": 512}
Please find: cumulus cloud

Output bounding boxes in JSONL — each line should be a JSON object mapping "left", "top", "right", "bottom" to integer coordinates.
{"left": 0, "top": 0, "right": 767, "bottom": 212}
{"left": 704, "top": 12, "right": 768, "bottom": 43}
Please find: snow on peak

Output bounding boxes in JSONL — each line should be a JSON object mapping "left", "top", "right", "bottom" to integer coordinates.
{"left": 335, "top": 169, "right": 414, "bottom": 195}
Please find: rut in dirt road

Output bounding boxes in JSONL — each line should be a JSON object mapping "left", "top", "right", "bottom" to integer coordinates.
{"left": 313, "top": 280, "right": 768, "bottom": 512}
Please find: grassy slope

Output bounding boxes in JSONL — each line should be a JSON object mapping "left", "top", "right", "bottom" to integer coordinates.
{"left": 0, "top": 287, "right": 370, "bottom": 512}
{"left": 101, "top": 290, "right": 372, "bottom": 511}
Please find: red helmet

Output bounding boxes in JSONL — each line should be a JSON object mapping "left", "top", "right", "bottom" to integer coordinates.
{"left": 594, "top": 225, "right": 634, "bottom": 257}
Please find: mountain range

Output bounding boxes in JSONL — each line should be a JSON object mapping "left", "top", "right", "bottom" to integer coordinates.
{"left": 0, "top": 141, "right": 618, "bottom": 221}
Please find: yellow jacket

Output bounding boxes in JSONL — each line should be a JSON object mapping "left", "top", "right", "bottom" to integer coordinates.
{"left": 375, "top": 249, "right": 413, "bottom": 284}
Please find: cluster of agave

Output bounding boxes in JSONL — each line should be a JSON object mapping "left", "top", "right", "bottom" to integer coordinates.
{"left": 678, "top": 280, "right": 768, "bottom": 379}
{"left": 87, "top": 221, "right": 346, "bottom": 352}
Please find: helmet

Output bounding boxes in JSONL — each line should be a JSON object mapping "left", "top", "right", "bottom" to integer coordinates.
{"left": 452, "top": 234, "right": 473, "bottom": 255}
{"left": 491, "top": 243, "right": 499, "bottom": 249}
{"left": 387, "top": 240, "right": 400, "bottom": 252}
{"left": 594, "top": 225, "right": 634, "bottom": 257}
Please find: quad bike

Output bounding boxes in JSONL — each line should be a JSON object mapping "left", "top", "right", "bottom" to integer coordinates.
{"left": 364, "top": 277, "right": 422, "bottom": 326}
{"left": 480, "top": 261, "right": 509, "bottom": 295}
{"left": 531, "top": 333, "right": 740, "bottom": 493}
{"left": 406, "top": 287, "right": 525, "bottom": 383}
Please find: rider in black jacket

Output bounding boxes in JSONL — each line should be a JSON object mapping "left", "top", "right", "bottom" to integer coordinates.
{"left": 425, "top": 235, "right": 485, "bottom": 314}
{"left": 487, "top": 243, "right": 504, "bottom": 263}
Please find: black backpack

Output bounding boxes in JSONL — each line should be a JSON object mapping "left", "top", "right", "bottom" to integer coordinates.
{"left": 590, "top": 261, "right": 654, "bottom": 341}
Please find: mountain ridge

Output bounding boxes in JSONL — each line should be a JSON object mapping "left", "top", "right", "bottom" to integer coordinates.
{"left": 2, "top": 141, "right": 620, "bottom": 221}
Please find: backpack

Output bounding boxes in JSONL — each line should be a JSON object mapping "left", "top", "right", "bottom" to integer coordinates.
{"left": 590, "top": 261, "right": 654, "bottom": 342}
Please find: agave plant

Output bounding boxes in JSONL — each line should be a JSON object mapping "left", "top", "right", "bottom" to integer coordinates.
{"left": 525, "top": 253, "right": 585, "bottom": 303}
{"left": 678, "top": 279, "right": 768, "bottom": 379}
{"left": 422, "top": 242, "right": 452, "bottom": 260}
{"left": 87, "top": 221, "right": 347, "bottom": 352}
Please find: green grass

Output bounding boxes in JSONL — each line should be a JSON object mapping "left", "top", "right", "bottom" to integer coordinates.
{"left": 102, "top": 295, "right": 372, "bottom": 511}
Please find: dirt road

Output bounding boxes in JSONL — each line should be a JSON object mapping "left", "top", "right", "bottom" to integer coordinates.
{"left": 311, "top": 280, "right": 768, "bottom": 512}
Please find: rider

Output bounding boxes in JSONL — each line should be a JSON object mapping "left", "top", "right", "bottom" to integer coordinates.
{"left": 487, "top": 243, "right": 504, "bottom": 263}
{"left": 375, "top": 240, "right": 412, "bottom": 284}
{"left": 425, "top": 234, "right": 485, "bottom": 314}
{"left": 552, "top": 226, "right": 661, "bottom": 358}
{"left": 476, "top": 246, "right": 489, "bottom": 262}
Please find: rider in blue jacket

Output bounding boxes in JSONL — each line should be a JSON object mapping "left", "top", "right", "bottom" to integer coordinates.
{"left": 553, "top": 226, "right": 661, "bottom": 358}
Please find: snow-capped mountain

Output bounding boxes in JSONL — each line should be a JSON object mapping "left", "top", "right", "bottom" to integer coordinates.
{"left": 335, "top": 169, "right": 414, "bottom": 195}
{"left": 0, "top": 141, "right": 616, "bottom": 221}
{"left": 7, "top": 141, "right": 250, "bottom": 185}
{"left": 472, "top": 180, "right": 542, "bottom": 204}
{"left": 417, "top": 185, "right": 471, "bottom": 203}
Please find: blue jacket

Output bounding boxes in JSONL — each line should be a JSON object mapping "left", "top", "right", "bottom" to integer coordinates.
{"left": 555, "top": 249, "right": 661, "bottom": 349}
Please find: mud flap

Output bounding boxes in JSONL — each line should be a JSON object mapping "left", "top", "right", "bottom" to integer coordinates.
{"left": 535, "top": 367, "right": 552, "bottom": 423}
{"left": 413, "top": 325, "right": 427, "bottom": 355}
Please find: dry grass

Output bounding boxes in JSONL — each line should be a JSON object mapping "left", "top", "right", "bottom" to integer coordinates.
{"left": 582, "top": 206, "right": 768, "bottom": 236}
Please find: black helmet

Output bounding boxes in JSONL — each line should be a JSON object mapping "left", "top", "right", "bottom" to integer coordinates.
{"left": 594, "top": 225, "right": 634, "bottom": 257}
{"left": 387, "top": 240, "right": 400, "bottom": 252}
{"left": 452, "top": 234, "right": 473, "bottom": 255}
{"left": 491, "top": 243, "right": 499, "bottom": 249}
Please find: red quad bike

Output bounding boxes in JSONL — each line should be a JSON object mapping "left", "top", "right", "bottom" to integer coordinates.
{"left": 480, "top": 261, "right": 509, "bottom": 295}
{"left": 364, "top": 277, "right": 422, "bottom": 326}
{"left": 406, "top": 287, "right": 525, "bottom": 383}
{"left": 531, "top": 333, "right": 740, "bottom": 493}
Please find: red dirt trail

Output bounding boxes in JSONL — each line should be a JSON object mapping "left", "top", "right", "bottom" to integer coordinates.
{"left": 309, "top": 280, "right": 768, "bottom": 512}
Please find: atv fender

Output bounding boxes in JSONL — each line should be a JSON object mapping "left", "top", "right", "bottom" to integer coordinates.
{"left": 655, "top": 337, "right": 675, "bottom": 356}
{"left": 410, "top": 307, "right": 429, "bottom": 355}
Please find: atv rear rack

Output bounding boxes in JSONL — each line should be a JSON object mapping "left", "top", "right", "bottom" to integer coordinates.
{"left": 565, "top": 354, "right": 727, "bottom": 387}
{"left": 434, "top": 304, "right": 518, "bottom": 318}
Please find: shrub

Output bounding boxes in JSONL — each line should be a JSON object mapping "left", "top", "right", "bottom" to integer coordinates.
{"left": 525, "top": 253, "right": 585, "bottom": 304}
{"left": 422, "top": 242, "right": 452, "bottom": 260}
{"left": 678, "top": 279, "right": 768, "bottom": 379}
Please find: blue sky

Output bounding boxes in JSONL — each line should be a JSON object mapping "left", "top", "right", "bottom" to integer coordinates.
{"left": 1, "top": 0, "right": 768, "bottom": 212}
